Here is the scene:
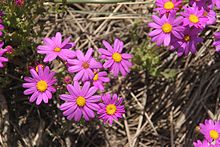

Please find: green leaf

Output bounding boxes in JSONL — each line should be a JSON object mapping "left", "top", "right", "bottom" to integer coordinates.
{"left": 161, "top": 69, "right": 177, "bottom": 79}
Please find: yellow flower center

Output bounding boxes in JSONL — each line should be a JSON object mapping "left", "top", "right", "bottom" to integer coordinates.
{"left": 76, "top": 96, "right": 86, "bottom": 107}
{"left": 210, "top": 130, "right": 219, "bottom": 140}
{"left": 164, "top": 1, "right": 174, "bottom": 10}
{"left": 112, "top": 53, "right": 122, "bottom": 62}
{"left": 93, "top": 73, "right": 99, "bottom": 81}
{"left": 162, "top": 23, "right": 172, "bottom": 33}
{"left": 36, "top": 80, "right": 48, "bottom": 92}
{"left": 184, "top": 35, "right": 190, "bottom": 42}
{"left": 82, "top": 62, "right": 90, "bottom": 69}
{"left": 35, "top": 64, "right": 44, "bottom": 72}
{"left": 54, "top": 47, "right": 61, "bottom": 52}
{"left": 189, "top": 14, "right": 199, "bottom": 23}
{"left": 106, "top": 104, "right": 117, "bottom": 115}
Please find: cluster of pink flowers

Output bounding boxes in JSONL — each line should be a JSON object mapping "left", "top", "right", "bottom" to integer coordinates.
{"left": 149, "top": 0, "right": 220, "bottom": 57}
{"left": 0, "top": 12, "right": 12, "bottom": 68}
{"left": 194, "top": 119, "right": 220, "bottom": 147}
{"left": 23, "top": 32, "right": 133, "bottom": 125}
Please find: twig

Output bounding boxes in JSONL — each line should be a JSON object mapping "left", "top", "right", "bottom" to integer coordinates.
{"left": 170, "top": 107, "right": 174, "bottom": 147}
{"left": 123, "top": 114, "right": 132, "bottom": 147}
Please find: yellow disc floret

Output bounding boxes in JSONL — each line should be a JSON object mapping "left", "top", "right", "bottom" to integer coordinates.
{"left": 93, "top": 73, "right": 99, "bottom": 81}
{"left": 164, "top": 1, "right": 174, "bottom": 10}
{"left": 54, "top": 47, "right": 61, "bottom": 52}
{"left": 184, "top": 35, "right": 190, "bottom": 42}
{"left": 210, "top": 130, "right": 219, "bottom": 140}
{"left": 36, "top": 80, "right": 48, "bottom": 92}
{"left": 112, "top": 53, "right": 122, "bottom": 62}
{"left": 76, "top": 96, "right": 86, "bottom": 107}
{"left": 82, "top": 62, "right": 90, "bottom": 69}
{"left": 162, "top": 23, "right": 172, "bottom": 33}
{"left": 106, "top": 104, "right": 117, "bottom": 115}
{"left": 189, "top": 14, "right": 199, "bottom": 23}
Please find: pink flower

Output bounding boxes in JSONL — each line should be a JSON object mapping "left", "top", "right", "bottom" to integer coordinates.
{"left": 5, "top": 45, "right": 14, "bottom": 54}
{"left": 189, "top": 0, "right": 216, "bottom": 25}
{"left": 204, "top": 10, "right": 216, "bottom": 25}
{"left": 0, "top": 22, "right": 4, "bottom": 37}
{"left": 64, "top": 75, "right": 72, "bottom": 84}
{"left": 148, "top": 12, "right": 184, "bottom": 46}
{"left": 193, "top": 140, "right": 213, "bottom": 147}
{"left": 0, "top": 48, "right": 8, "bottom": 68}
{"left": 98, "top": 93, "right": 125, "bottom": 125}
{"left": 15, "top": 0, "right": 25, "bottom": 6}
{"left": 181, "top": 3, "right": 208, "bottom": 29}
{"left": 92, "top": 71, "right": 110, "bottom": 91}
{"left": 199, "top": 119, "right": 220, "bottom": 144}
{"left": 154, "top": 0, "right": 182, "bottom": 15}
{"left": 37, "top": 32, "right": 76, "bottom": 62}
{"left": 213, "top": 32, "right": 220, "bottom": 52}
{"left": 67, "top": 48, "right": 102, "bottom": 81}
{"left": 22, "top": 66, "right": 57, "bottom": 105}
{"left": 170, "top": 27, "right": 203, "bottom": 56}
{"left": 0, "top": 42, "right": 8, "bottom": 68}
{"left": 59, "top": 81, "right": 100, "bottom": 121}
{"left": 99, "top": 39, "right": 133, "bottom": 76}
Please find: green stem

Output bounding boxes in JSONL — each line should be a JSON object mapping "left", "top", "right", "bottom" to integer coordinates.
{"left": 54, "top": 0, "right": 132, "bottom": 3}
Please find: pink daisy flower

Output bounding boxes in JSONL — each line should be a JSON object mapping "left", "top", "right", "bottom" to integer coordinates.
{"left": 59, "top": 81, "right": 100, "bottom": 121}
{"left": 98, "top": 39, "right": 133, "bottom": 77}
{"left": 92, "top": 71, "right": 110, "bottom": 91}
{"left": 193, "top": 140, "right": 212, "bottom": 147}
{"left": 189, "top": 0, "right": 216, "bottom": 25}
{"left": 181, "top": 3, "right": 208, "bottom": 29}
{"left": 22, "top": 66, "right": 57, "bottom": 105}
{"left": 148, "top": 12, "right": 184, "bottom": 46}
{"left": 154, "top": 0, "right": 182, "bottom": 15}
{"left": 37, "top": 32, "right": 76, "bottom": 62}
{"left": 0, "top": 43, "right": 8, "bottom": 68}
{"left": 98, "top": 93, "right": 125, "bottom": 125}
{"left": 200, "top": 119, "right": 220, "bottom": 144}
{"left": 213, "top": 32, "right": 220, "bottom": 52}
{"left": 0, "top": 49, "right": 8, "bottom": 68}
{"left": 67, "top": 48, "right": 102, "bottom": 81}
{"left": 170, "top": 27, "right": 203, "bottom": 56}
{"left": 204, "top": 10, "right": 216, "bottom": 25}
